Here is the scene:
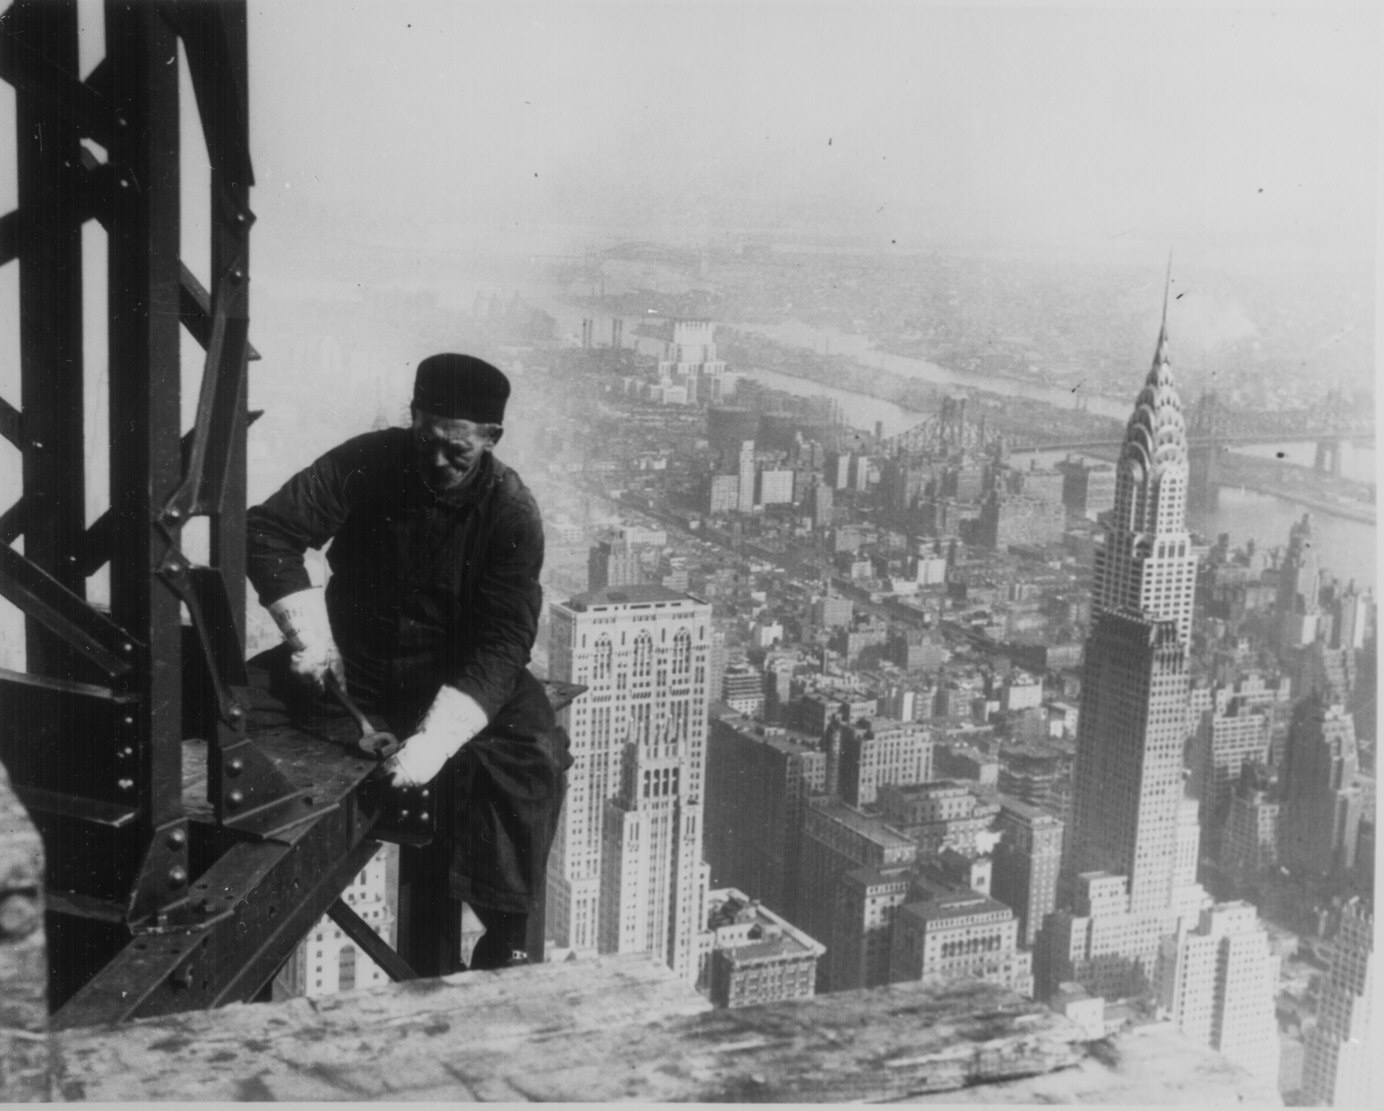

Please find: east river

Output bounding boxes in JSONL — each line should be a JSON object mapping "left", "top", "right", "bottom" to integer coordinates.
{"left": 544, "top": 303, "right": 1377, "bottom": 588}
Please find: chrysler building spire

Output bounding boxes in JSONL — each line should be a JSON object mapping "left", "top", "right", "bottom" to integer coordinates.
{"left": 1090, "top": 270, "right": 1197, "bottom": 646}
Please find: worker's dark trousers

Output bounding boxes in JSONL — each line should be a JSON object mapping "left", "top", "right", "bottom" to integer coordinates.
{"left": 247, "top": 645, "right": 568, "bottom": 975}
{"left": 397, "top": 733, "right": 569, "bottom": 974}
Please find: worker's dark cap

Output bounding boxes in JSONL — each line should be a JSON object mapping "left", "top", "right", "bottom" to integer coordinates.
{"left": 412, "top": 354, "right": 510, "bottom": 424}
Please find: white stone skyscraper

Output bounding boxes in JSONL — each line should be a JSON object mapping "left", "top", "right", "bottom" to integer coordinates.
{"left": 1302, "top": 897, "right": 1375, "bottom": 1106}
{"left": 547, "top": 585, "right": 713, "bottom": 980}
{"left": 1156, "top": 902, "right": 1281, "bottom": 1082}
{"left": 1088, "top": 307, "right": 1198, "bottom": 647}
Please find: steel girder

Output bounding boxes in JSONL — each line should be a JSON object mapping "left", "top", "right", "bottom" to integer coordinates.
{"left": 0, "top": 0, "right": 331, "bottom": 1019}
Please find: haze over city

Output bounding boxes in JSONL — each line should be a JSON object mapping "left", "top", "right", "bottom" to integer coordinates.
{"left": 243, "top": 2, "right": 1376, "bottom": 262}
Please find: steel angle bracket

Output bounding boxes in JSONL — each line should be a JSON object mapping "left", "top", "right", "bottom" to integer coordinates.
{"left": 162, "top": 253, "right": 250, "bottom": 524}
{"left": 125, "top": 815, "right": 223, "bottom": 930}
{"left": 155, "top": 552, "right": 322, "bottom": 840}
{"left": 208, "top": 716, "right": 335, "bottom": 841}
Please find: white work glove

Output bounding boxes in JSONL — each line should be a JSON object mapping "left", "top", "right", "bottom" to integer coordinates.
{"left": 385, "top": 684, "right": 489, "bottom": 787}
{"left": 268, "top": 587, "right": 345, "bottom": 693}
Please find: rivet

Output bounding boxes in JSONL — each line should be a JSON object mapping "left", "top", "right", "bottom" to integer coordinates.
{"left": 118, "top": 778, "right": 134, "bottom": 791}
{"left": 168, "top": 867, "right": 187, "bottom": 887}
{"left": 121, "top": 642, "right": 134, "bottom": 654}
{"left": 230, "top": 267, "right": 245, "bottom": 283}
{"left": 399, "top": 809, "right": 410, "bottom": 820}
{"left": 228, "top": 704, "right": 244, "bottom": 720}
{"left": 227, "top": 757, "right": 244, "bottom": 776}
{"left": 115, "top": 116, "right": 128, "bottom": 129}
{"left": 227, "top": 789, "right": 244, "bottom": 808}
{"left": 120, "top": 746, "right": 135, "bottom": 759}
{"left": 123, "top": 716, "right": 134, "bottom": 725}
{"left": 166, "top": 506, "right": 181, "bottom": 521}
{"left": 167, "top": 828, "right": 187, "bottom": 849}
{"left": 418, "top": 812, "right": 430, "bottom": 824}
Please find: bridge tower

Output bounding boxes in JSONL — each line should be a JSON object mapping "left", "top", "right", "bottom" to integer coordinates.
{"left": 1187, "top": 391, "right": 1225, "bottom": 512}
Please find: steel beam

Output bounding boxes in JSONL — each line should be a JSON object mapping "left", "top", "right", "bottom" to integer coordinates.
{"left": 326, "top": 897, "right": 419, "bottom": 983}
{"left": 97, "top": 1, "right": 193, "bottom": 947}
{"left": 13, "top": 0, "right": 88, "bottom": 680}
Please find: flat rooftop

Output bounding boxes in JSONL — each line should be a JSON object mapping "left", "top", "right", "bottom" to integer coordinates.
{"left": 561, "top": 584, "right": 706, "bottom": 610}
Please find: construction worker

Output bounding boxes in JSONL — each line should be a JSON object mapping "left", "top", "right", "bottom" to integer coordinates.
{"left": 246, "top": 353, "right": 569, "bottom": 972}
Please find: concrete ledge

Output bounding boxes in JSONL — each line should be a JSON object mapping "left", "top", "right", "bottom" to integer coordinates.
{"left": 0, "top": 762, "right": 47, "bottom": 1102}
{"left": 12, "top": 953, "right": 1277, "bottom": 1103}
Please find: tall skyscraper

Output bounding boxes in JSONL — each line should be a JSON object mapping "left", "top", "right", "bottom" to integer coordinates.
{"left": 1276, "top": 514, "right": 1324, "bottom": 650}
{"left": 547, "top": 585, "right": 713, "bottom": 979}
{"left": 992, "top": 795, "right": 1064, "bottom": 948}
{"left": 1302, "top": 897, "right": 1375, "bottom": 1105}
{"left": 1156, "top": 902, "right": 1281, "bottom": 1081}
{"left": 737, "top": 439, "right": 756, "bottom": 513}
{"left": 1065, "top": 301, "right": 1199, "bottom": 913}
{"left": 704, "top": 713, "right": 826, "bottom": 919}
{"left": 1042, "top": 298, "right": 1221, "bottom": 1002}
{"left": 1280, "top": 692, "right": 1365, "bottom": 882}
{"left": 1189, "top": 680, "right": 1274, "bottom": 856}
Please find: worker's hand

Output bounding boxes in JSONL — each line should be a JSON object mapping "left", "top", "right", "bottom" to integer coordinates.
{"left": 383, "top": 685, "right": 489, "bottom": 788}
{"left": 383, "top": 737, "right": 449, "bottom": 787}
{"left": 267, "top": 587, "right": 346, "bottom": 693}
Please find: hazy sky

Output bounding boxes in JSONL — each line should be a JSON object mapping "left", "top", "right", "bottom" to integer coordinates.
{"left": 243, "top": 1, "right": 1379, "bottom": 265}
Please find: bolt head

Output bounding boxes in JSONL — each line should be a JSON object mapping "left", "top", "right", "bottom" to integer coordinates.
{"left": 168, "top": 867, "right": 188, "bottom": 887}
{"left": 227, "top": 789, "right": 244, "bottom": 808}
{"left": 167, "top": 828, "right": 187, "bottom": 848}
{"left": 227, "top": 757, "right": 244, "bottom": 775}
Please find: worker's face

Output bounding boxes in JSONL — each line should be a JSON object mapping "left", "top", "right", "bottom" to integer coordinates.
{"left": 412, "top": 409, "right": 498, "bottom": 490}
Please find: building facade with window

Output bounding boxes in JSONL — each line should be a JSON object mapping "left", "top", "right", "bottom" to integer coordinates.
{"left": 548, "top": 585, "right": 713, "bottom": 981}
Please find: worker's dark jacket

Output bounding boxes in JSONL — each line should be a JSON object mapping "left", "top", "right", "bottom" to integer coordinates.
{"left": 246, "top": 428, "right": 569, "bottom": 912}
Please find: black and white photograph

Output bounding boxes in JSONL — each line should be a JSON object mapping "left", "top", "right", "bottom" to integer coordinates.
{"left": 0, "top": 0, "right": 1377, "bottom": 1103}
